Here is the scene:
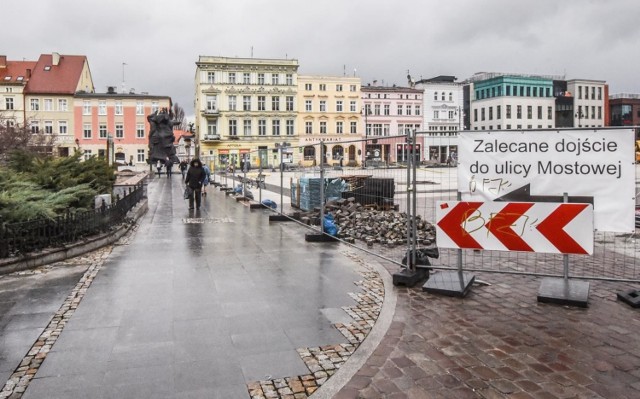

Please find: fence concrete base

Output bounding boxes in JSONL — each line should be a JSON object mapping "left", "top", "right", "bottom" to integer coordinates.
{"left": 537, "top": 277, "right": 590, "bottom": 308}
{"left": 422, "top": 271, "right": 475, "bottom": 297}
{"left": 0, "top": 199, "right": 148, "bottom": 275}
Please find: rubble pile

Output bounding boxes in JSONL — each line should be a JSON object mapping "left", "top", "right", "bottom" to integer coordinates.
{"left": 295, "top": 197, "right": 437, "bottom": 247}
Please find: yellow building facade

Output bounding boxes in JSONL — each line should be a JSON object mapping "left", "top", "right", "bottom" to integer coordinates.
{"left": 195, "top": 56, "right": 299, "bottom": 170}
{"left": 297, "top": 76, "right": 362, "bottom": 166}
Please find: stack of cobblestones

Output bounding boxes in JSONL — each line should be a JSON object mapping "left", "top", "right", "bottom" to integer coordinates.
{"left": 247, "top": 252, "right": 384, "bottom": 399}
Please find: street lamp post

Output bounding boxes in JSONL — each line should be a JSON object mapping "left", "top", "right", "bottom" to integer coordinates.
{"left": 106, "top": 134, "right": 114, "bottom": 166}
{"left": 362, "top": 105, "right": 369, "bottom": 168}
{"left": 275, "top": 141, "right": 290, "bottom": 211}
{"left": 575, "top": 109, "right": 585, "bottom": 128}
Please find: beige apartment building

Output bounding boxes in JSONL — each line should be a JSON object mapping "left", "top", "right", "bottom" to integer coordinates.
{"left": 297, "top": 75, "right": 362, "bottom": 166}
{"left": 194, "top": 56, "right": 299, "bottom": 170}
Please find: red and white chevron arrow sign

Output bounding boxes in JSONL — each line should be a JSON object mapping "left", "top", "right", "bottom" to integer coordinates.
{"left": 436, "top": 201, "right": 594, "bottom": 255}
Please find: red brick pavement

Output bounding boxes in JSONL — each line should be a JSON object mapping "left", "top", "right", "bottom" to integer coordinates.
{"left": 336, "top": 271, "right": 640, "bottom": 399}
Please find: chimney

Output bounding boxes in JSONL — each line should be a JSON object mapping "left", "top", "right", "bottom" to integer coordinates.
{"left": 26, "top": 69, "right": 31, "bottom": 78}
{"left": 0, "top": 56, "right": 6, "bottom": 68}
{"left": 52, "top": 52, "right": 60, "bottom": 66}
{"left": 107, "top": 86, "right": 116, "bottom": 94}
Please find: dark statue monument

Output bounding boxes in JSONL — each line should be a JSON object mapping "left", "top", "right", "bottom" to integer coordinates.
{"left": 148, "top": 108, "right": 181, "bottom": 164}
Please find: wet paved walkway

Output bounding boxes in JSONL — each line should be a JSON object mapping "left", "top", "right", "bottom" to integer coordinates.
{"left": 3, "top": 173, "right": 640, "bottom": 398}
{"left": 12, "top": 176, "right": 373, "bottom": 398}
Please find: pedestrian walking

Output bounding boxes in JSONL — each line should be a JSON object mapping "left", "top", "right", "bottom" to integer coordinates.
{"left": 156, "top": 160, "right": 163, "bottom": 176}
{"left": 165, "top": 158, "right": 173, "bottom": 177}
{"left": 202, "top": 163, "right": 211, "bottom": 196}
{"left": 184, "top": 159, "right": 206, "bottom": 210}
{"left": 179, "top": 161, "right": 188, "bottom": 179}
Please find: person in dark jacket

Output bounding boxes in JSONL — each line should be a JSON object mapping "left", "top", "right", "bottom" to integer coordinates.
{"left": 184, "top": 159, "right": 206, "bottom": 210}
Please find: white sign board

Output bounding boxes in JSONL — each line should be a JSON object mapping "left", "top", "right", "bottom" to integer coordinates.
{"left": 458, "top": 129, "right": 635, "bottom": 232}
{"left": 436, "top": 201, "right": 594, "bottom": 255}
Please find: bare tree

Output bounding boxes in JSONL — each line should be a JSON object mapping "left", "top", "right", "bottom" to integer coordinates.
{"left": 172, "top": 103, "right": 187, "bottom": 131}
{"left": 0, "top": 117, "right": 58, "bottom": 164}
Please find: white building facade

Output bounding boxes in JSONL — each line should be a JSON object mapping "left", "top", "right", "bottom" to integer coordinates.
{"left": 567, "top": 79, "right": 607, "bottom": 128}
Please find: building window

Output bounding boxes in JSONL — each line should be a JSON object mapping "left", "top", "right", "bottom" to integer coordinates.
{"left": 383, "top": 124, "right": 390, "bottom": 136}
{"left": 448, "top": 92, "right": 453, "bottom": 101}
{"left": 115, "top": 100, "right": 122, "bottom": 115}
{"left": 243, "top": 96, "right": 251, "bottom": 111}
{"left": 319, "top": 84, "right": 326, "bottom": 91}
{"left": 337, "top": 100, "right": 343, "bottom": 112}
{"left": 83, "top": 123, "right": 91, "bottom": 138}
{"left": 497, "top": 105, "right": 501, "bottom": 119}
{"left": 5, "top": 97, "right": 14, "bottom": 110}
{"left": 271, "top": 73, "right": 279, "bottom": 85}
{"left": 506, "top": 105, "right": 511, "bottom": 118}
{"left": 258, "top": 96, "right": 266, "bottom": 111}
{"left": 382, "top": 104, "right": 389, "bottom": 116}
{"left": 598, "top": 87, "right": 602, "bottom": 100}
{"left": 44, "top": 120, "right": 53, "bottom": 134}
{"left": 578, "top": 86, "right": 582, "bottom": 99}
{"left": 229, "top": 72, "right": 236, "bottom": 84}
{"left": 243, "top": 72, "right": 250, "bottom": 84}
{"left": 506, "top": 86, "right": 511, "bottom": 96}
{"left": 374, "top": 104, "right": 380, "bottom": 115}
{"left": 473, "top": 109, "right": 478, "bottom": 122}
{"left": 591, "top": 106, "right": 596, "bottom": 119}
{"left": 527, "top": 106, "right": 532, "bottom": 119}
{"left": 547, "top": 106, "right": 552, "bottom": 119}
{"left": 258, "top": 119, "right": 266, "bottom": 135}
{"left": 207, "top": 71, "right": 215, "bottom": 83}
{"left": 591, "top": 87, "right": 595, "bottom": 100}
{"left": 229, "top": 120, "right": 237, "bottom": 136}
{"left": 206, "top": 96, "right": 217, "bottom": 111}
{"left": 286, "top": 119, "right": 294, "bottom": 135}
{"left": 319, "top": 100, "right": 326, "bottom": 112}
{"left": 533, "top": 87, "right": 538, "bottom": 97}
{"left": 99, "top": 124, "right": 108, "bottom": 139}
{"left": 336, "top": 84, "right": 343, "bottom": 92}
{"left": 207, "top": 122, "right": 217, "bottom": 136}
{"left": 229, "top": 96, "right": 237, "bottom": 111}
{"left": 350, "top": 85, "right": 356, "bottom": 92}
{"left": 406, "top": 105, "right": 412, "bottom": 116}
{"left": 433, "top": 92, "right": 438, "bottom": 100}
{"left": 30, "top": 121, "right": 39, "bottom": 134}
{"left": 151, "top": 101, "right": 159, "bottom": 114}
{"left": 137, "top": 149, "right": 145, "bottom": 163}
{"left": 272, "top": 96, "right": 280, "bottom": 111}
{"left": 434, "top": 110, "right": 439, "bottom": 119}
{"left": 448, "top": 110, "right": 454, "bottom": 119}
{"left": 537, "top": 106, "right": 542, "bottom": 119}
{"left": 98, "top": 100, "right": 107, "bottom": 115}
{"left": 136, "top": 101, "right": 143, "bottom": 115}
{"left": 286, "top": 74, "right": 293, "bottom": 85}
{"left": 137, "top": 123, "right": 145, "bottom": 138}
{"left": 517, "top": 105, "right": 522, "bottom": 119}
{"left": 336, "top": 121, "right": 343, "bottom": 134}
{"left": 286, "top": 96, "right": 294, "bottom": 111}
{"left": 598, "top": 106, "right": 602, "bottom": 119}
{"left": 305, "top": 100, "right": 312, "bottom": 112}
{"left": 305, "top": 121, "right": 312, "bottom": 134}
{"left": 488, "top": 107, "right": 493, "bottom": 120}
{"left": 272, "top": 119, "right": 280, "bottom": 135}
{"left": 243, "top": 119, "right": 252, "bottom": 136}
{"left": 84, "top": 150, "right": 92, "bottom": 160}
{"left": 397, "top": 104, "right": 403, "bottom": 115}
{"left": 115, "top": 124, "right": 124, "bottom": 138}
{"left": 350, "top": 101, "right": 357, "bottom": 112}
{"left": 319, "top": 121, "right": 327, "bottom": 134}
{"left": 44, "top": 99, "right": 53, "bottom": 111}
{"left": 258, "top": 73, "right": 265, "bottom": 85}
{"left": 305, "top": 83, "right": 312, "bottom": 91}
{"left": 58, "top": 120, "right": 68, "bottom": 134}
{"left": 415, "top": 105, "right": 421, "bottom": 116}
{"left": 481, "top": 108, "right": 485, "bottom": 121}
{"left": 350, "top": 121, "right": 357, "bottom": 134}
{"left": 30, "top": 98, "right": 40, "bottom": 111}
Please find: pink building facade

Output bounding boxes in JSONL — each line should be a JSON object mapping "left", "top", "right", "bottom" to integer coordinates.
{"left": 73, "top": 91, "right": 171, "bottom": 165}
{"left": 361, "top": 85, "right": 424, "bottom": 164}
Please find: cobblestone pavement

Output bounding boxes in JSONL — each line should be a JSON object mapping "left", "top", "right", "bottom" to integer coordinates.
{"left": 336, "top": 267, "right": 640, "bottom": 399}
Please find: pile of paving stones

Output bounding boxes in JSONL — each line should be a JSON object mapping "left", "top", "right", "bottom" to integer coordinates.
{"left": 293, "top": 197, "right": 436, "bottom": 247}
{"left": 246, "top": 251, "right": 384, "bottom": 399}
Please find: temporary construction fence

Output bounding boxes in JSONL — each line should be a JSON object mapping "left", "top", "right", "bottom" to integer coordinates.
{"left": 210, "top": 131, "right": 640, "bottom": 284}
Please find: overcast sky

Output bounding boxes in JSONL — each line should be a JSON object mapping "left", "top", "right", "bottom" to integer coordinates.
{"left": 4, "top": 0, "right": 639, "bottom": 119}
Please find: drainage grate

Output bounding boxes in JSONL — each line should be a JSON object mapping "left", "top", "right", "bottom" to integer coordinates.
{"left": 617, "top": 289, "right": 640, "bottom": 308}
{"left": 182, "top": 217, "right": 235, "bottom": 224}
